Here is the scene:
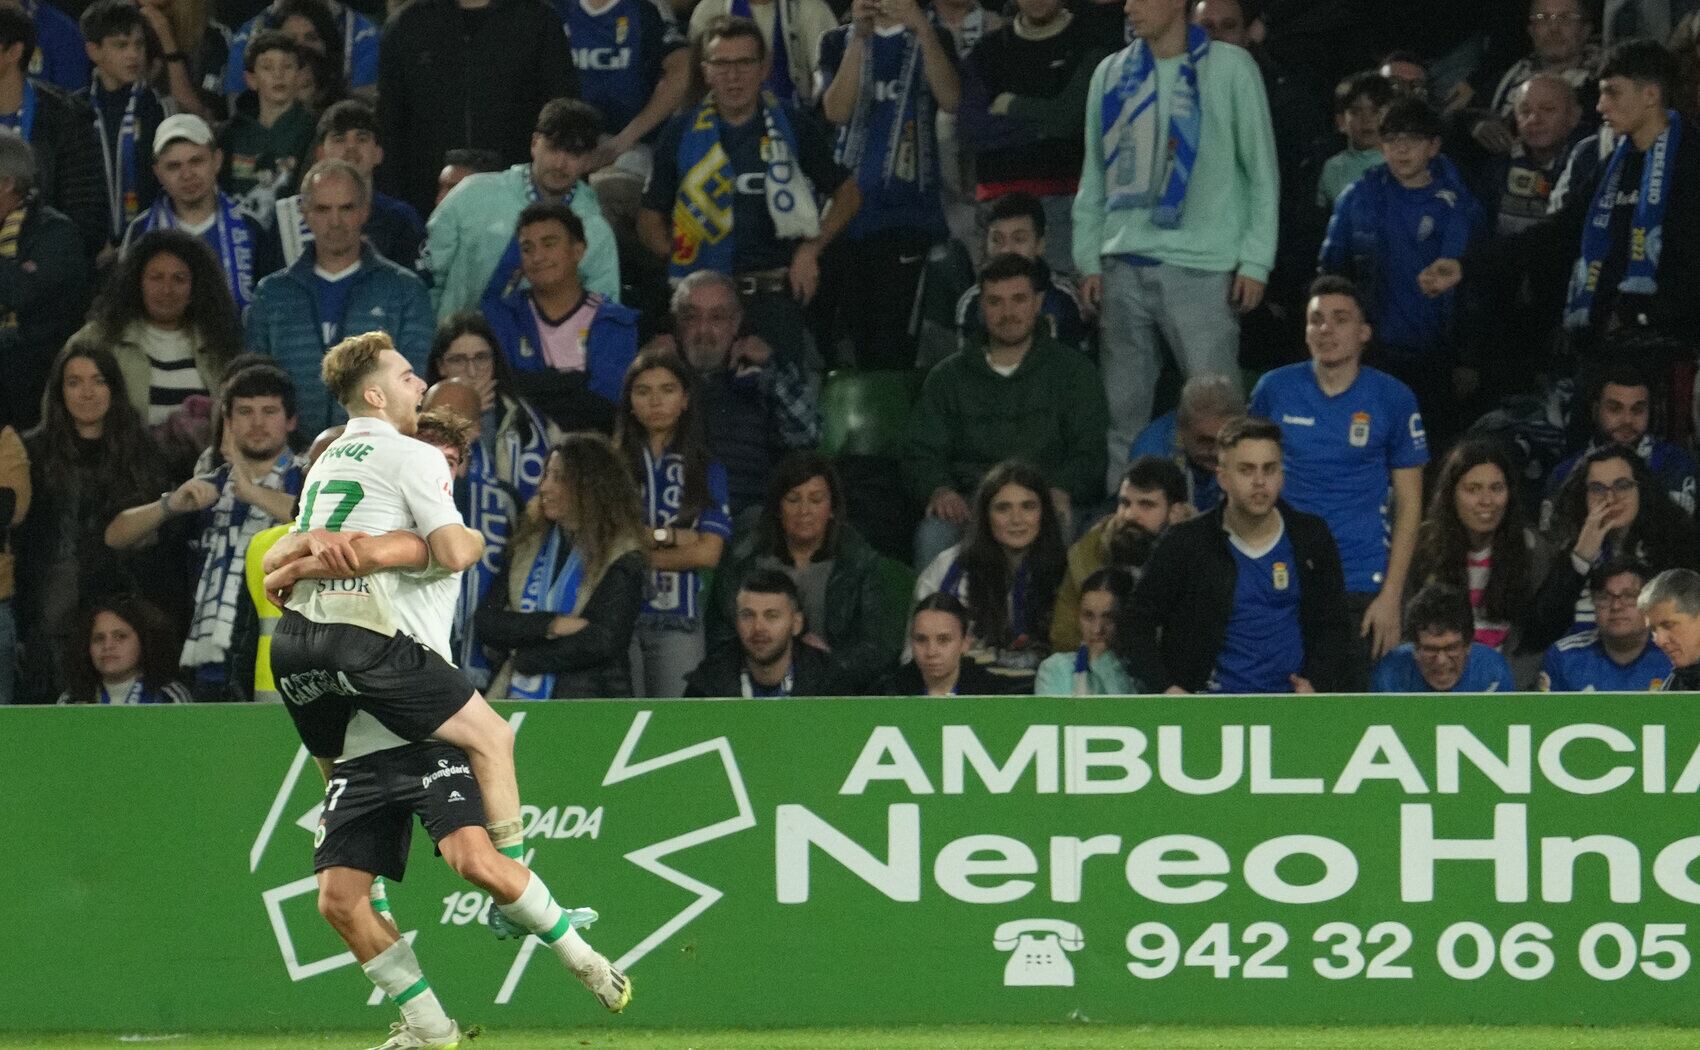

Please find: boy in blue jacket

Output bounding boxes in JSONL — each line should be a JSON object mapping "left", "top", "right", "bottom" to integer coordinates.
{"left": 1321, "top": 97, "right": 1484, "bottom": 443}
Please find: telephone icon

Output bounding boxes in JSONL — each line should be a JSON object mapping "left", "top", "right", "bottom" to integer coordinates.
{"left": 993, "top": 919, "right": 1085, "bottom": 987}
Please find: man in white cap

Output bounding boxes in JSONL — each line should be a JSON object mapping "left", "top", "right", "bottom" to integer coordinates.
{"left": 121, "top": 113, "right": 278, "bottom": 310}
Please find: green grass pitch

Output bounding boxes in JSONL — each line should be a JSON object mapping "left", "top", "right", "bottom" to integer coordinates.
{"left": 3, "top": 1028, "right": 1699, "bottom": 1050}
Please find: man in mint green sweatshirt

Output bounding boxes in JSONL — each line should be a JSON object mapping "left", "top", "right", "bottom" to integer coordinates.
{"left": 425, "top": 98, "right": 620, "bottom": 318}
{"left": 905, "top": 253, "right": 1110, "bottom": 568}
{"left": 1072, "top": 0, "right": 1276, "bottom": 492}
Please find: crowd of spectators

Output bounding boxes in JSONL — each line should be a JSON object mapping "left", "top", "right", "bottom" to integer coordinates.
{"left": 3, "top": 0, "right": 1700, "bottom": 704}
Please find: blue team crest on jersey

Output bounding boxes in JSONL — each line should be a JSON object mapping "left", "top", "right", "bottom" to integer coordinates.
{"left": 1349, "top": 411, "right": 1370, "bottom": 448}
{"left": 616, "top": 14, "right": 629, "bottom": 42}
{"left": 1272, "top": 562, "right": 1289, "bottom": 590}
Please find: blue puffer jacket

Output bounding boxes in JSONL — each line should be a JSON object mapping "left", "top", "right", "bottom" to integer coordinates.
{"left": 245, "top": 243, "right": 435, "bottom": 434}
{"left": 1319, "top": 155, "right": 1483, "bottom": 353}
{"left": 484, "top": 286, "right": 639, "bottom": 408}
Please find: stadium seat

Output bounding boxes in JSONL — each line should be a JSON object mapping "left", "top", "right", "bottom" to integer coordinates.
{"left": 819, "top": 369, "right": 920, "bottom": 460}
{"left": 872, "top": 554, "right": 918, "bottom": 655}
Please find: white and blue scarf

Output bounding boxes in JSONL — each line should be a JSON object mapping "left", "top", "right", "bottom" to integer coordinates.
{"left": 670, "top": 93, "right": 820, "bottom": 279}
{"left": 180, "top": 454, "right": 304, "bottom": 672}
{"left": 506, "top": 526, "right": 586, "bottom": 700}
{"left": 139, "top": 191, "right": 256, "bottom": 311}
{"left": 1100, "top": 24, "right": 1208, "bottom": 228}
{"left": 1564, "top": 113, "right": 1680, "bottom": 330}
{"left": 835, "top": 27, "right": 933, "bottom": 193}
{"left": 456, "top": 399, "right": 549, "bottom": 683}
{"left": 90, "top": 77, "right": 142, "bottom": 241}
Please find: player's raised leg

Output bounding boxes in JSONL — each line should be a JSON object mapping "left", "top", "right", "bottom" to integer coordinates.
{"left": 317, "top": 867, "right": 462, "bottom": 1049}
{"left": 430, "top": 692, "right": 520, "bottom": 843}
{"left": 437, "top": 826, "right": 632, "bottom": 1013}
{"left": 427, "top": 691, "right": 540, "bottom": 939}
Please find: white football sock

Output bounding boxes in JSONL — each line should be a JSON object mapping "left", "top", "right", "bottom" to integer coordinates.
{"left": 362, "top": 939, "right": 453, "bottom": 1033}
{"left": 497, "top": 872, "right": 600, "bottom": 970}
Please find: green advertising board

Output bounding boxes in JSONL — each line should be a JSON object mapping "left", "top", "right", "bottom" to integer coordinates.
{"left": 6, "top": 694, "right": 1700, "bottom": 1032}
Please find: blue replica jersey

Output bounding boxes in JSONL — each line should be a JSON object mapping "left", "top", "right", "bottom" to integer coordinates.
{"left": 25, "top": 0, "right": 89, "bottom": 92}
{"left": 564, "top": 0, "right": 685, "bottom": 137}
{"left": 1372, "top": 642, "right": 1515, "bottom": 693}
{"left": 1250, "top": 363, "right": 1428, "bottom": 593}
{"left": 640, "top": 446, "right": 732, "bottom": 621}
{"left": 312, "top": 270, "right": 357, "bottom": 347}
{"left": 1540, "top": 630, "right": 1672, "bottom": 692}
{"left": 816, "top": 23, "right": 953, "bottom": 239}
{"left": 1209, "top": 524, "right": 1303, "bottom": 694}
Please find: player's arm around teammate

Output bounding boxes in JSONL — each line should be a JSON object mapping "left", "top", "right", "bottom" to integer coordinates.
{"left": 262, "top": 527, "right": 432, "bottom": 602}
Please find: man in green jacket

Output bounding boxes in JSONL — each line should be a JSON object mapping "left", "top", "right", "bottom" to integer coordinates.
{"left": 905, "top": 252, "right": 1108, "bottom": 569}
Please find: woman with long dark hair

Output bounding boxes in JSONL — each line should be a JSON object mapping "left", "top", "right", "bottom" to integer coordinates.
{"left": 910, "top": 460, "right": 1067, "bottom": 690}
{"left": 1409, "top": 439, "right": 1545, "bottom": 661}
{"left": 1529, "top": 443, "right": 1700, "bottom": 651}
{"left": 57, "top": 595, "right": 192, "bottom": 704}
{"left": 69, "top": 228, "right": 242, "bottom": 426}
{"left": 612, "top": 348, "right": 731, "bottom": 697}
{"left": 477, "top": 433, "right": 648, "bottom": 698}
{"left": 708, "top": 451, "right": 900, "bottom": 691}
{"left": 17, "top": 345, "right": 170, "bottom": 702}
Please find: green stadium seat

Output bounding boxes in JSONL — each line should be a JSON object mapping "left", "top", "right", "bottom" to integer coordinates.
{"left": 873, "top": 554, "right": 919, "bottom": 655}
{"left": 819, "top": 369, "right": 920, "bottom": 459}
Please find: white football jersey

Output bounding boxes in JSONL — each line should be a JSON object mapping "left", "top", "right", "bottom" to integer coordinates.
{"left": 286, "top": 415, "right": 465, "bottom": 659}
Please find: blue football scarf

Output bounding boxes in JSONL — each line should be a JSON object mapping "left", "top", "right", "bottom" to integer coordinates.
{"left": 1100, "top": 23, "right": 1207, "bottom": 228}
{"left": 457, "top": 404, "right": 550, "bottom": 680}
{"left": 835, "top": 27, "right": 933, "bottom": 193}
{"left": 1564, "top": 114, "right": 1680, "bottom": 330}
{"left": 98, "top": 679, "right": 179, "bottom": 704}
{"left": 507, "top": 526, "right": 586, "bottom": 700}
{"left": 482, "top": 169, "right": 574, "bottom": 307}
{"left": 91, "top": 78, "right": 142, "bottom": 240}
{"left": 139, "top": 191, "right": 256, "bottom": 311}
{"left": 670, "top": 94, "right": 819, "bottom": 279}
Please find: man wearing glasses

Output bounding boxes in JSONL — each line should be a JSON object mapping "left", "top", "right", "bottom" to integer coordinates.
{"left": 1541, "top": 364, "right": 1699, "bottom": 528}
{"left": 1540, "top": 558, "right": 1672, "bottom": 691}
{"left": 647, "top": 269, "right": 818, "bottom": 515}
{"left": 640, "top": 16, "right": 859, "bottom": 366}
{"left": 1486, "top": 0, "right": 1599, "bottom": 118}
{"left": 1372, "top": 583, "right": 1516, "bottom": 692}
